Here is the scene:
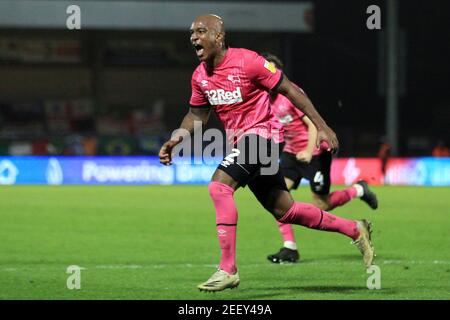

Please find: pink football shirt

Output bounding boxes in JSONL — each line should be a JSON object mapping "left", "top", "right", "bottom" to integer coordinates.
{"left": 270, "top": 90, "right": 324, "bottom": 156}
{"left": 190, "top": 48, "right": 284, "bottom": 143}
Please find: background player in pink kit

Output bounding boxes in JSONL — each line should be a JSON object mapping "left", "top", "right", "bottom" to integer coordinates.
{"left": 261, "top": 53, "right": 379, "bottom": 264}
{"left": 159, "top": 14, "right": 375, "bottom": 292}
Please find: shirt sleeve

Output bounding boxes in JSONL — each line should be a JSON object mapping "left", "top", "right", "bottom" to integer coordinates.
{"left": 244, "top": 51, "right": 283, "bottom": 91}
{"left": 189, "top": 70, "right": 210, "bottom": 108}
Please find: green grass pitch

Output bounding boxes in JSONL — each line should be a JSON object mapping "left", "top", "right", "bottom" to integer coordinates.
{"left": 0, "top": 185, "right": 449, "bottom": 300}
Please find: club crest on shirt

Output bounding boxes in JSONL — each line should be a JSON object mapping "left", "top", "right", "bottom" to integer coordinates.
{"left": 264, "top": 60, "right": 277, "bottom": 73}
{"left": 227, "top": 75, "right": 241, "bottom": 84}
{"left": 278, "top": 104, "right": 288, "bottom": 113}
{"left": 277, "top": 114, "right": 293, "bottom": 124}
{"left": 201, "top": 80, "right": 208, "bottom": 87}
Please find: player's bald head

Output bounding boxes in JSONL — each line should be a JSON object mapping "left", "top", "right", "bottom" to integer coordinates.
{"left": 192, "top": 14, "right": 226, "bottom": 36}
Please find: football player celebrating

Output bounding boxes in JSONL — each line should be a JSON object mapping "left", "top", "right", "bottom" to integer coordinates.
{"left": 159, "top": 14, "right": 375, "bottom": 292}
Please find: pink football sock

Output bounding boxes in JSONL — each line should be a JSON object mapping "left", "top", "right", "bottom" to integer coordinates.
{"left": 328, "top": 187, "right": 358, "bottom": 209}
{"left": 278, "top": 202, "right": 359, "bottom": 240}
{"left": 208, "top": 181, "right": 238, "bottom": 274}
{"left": 277, "top": 221, "right": 296, "bottom": 243}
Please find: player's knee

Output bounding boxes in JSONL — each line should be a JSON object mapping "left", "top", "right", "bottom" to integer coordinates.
{"left": 273, "top": 207, "right": 289, "bottom": 220}
{"left": 314, "top": 200, "right": 330, "bottom": 211}
{"left": 256, "top": 188, "right": 293, "bottom": 219}
{"left": 273, "top": 200, "right": 298, "bottom": 221}
{"left": 271, "top": 194, "right": 294, "bottom": 220}
{"left": 313, "top": 195, "right": 331, "bottom": 211}
{"left": 208, "top": 181, "right": 235, "bottom": 201}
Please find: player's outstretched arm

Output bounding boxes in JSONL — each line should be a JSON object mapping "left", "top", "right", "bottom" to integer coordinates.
{"left": 276, "top": 76, "right": 339, "bottom": 152}
{"left": 159, "top": 107, "right": 211, "bottom": 165}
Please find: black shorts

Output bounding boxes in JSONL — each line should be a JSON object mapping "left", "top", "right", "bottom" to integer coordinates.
{"left": 280, "top": 151, "right": 332, "bottom": 195}
{"left": 217, "top": 134, "right": 288, "bottom": 206}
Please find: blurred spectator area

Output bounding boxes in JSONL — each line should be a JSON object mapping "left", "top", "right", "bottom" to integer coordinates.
{"left": 0, "top": 31, "right": 192, "bottom": 156}
{"left": 0, "top": 98, "right": 170, "bottom": 156}
{"left": 0, "top": 29, "right": 280, "bottom": 156}
{"left": 0, "top": 17, "right": 448, "bottom": 157}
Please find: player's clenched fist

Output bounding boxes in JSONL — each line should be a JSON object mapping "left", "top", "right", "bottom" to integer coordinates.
{"left": 317, "top": 126, "right": 339, "bottom": 154}
{"left": 159, "top": 137, "right": 183, "bottom": 165}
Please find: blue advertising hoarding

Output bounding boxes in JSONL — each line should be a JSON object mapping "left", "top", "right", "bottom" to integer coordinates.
{"left": 0, "top": 156, "right": 217, "bottom": 185}
{"left": 0, "top": 156, "right": 449, "bottom": 186}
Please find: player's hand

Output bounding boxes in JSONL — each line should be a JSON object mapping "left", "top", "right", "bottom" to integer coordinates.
{"left": 296, "top": 150, "right": 312, "bottom": 164}
{"left": 159, "top": 136, "right": 183, "bottom": 165}
{"left": 316, "top": 125, "right": 339, "bottom": 154}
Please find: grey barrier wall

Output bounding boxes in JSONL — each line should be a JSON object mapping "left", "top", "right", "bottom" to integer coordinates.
{"left": 0, "top": 0, "right": 313, "bottom": 32}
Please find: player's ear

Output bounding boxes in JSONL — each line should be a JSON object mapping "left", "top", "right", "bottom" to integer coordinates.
{"left": 216, "top": 32, "right": 225, "bottom": 45}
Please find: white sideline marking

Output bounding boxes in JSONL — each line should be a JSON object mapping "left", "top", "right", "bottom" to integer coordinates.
{"left": 95, "top": 265, "right": 143, "bottom": 269}
{"left": 3, "top": 268, "right": 18, "bottom": 272}
{"left": 381, "top": 260, "right": 450, "bottom": 265}
{"left": 1, "top": 260, "right": 450, "bottom": 272}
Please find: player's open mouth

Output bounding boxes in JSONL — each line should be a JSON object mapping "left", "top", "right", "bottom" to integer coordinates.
{"left": 194, "top": 44, "right": 204, "bottom": 57}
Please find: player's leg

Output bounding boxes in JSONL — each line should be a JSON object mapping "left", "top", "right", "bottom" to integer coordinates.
{"left": 198, "top": 168, "right": 241, "bottom": 292}
{"left": 309, "top": 152, "right": 378, "bottom": 210}
{"left": 250, "top": 172, "right": 375, "bottom": 267}
{"left": 316, "top": 183, "right": 377, "bottom": 211}
{"left": 252, "top": 179, "right": 357, "bottom": 239}
{"left": 307, "top": 151, "right": 357, "bottom": 210}
{"left": 354, "top": 180, "right": 378, "bottom": 209}
{"left": 198, "top": 137, "right": 260, "bottom": 292}
{"left": 209, "top": 169, "right": 239, "bottom": 274}
{"left": 267, "top": 177, "right": 300, "bottom": 263}
{"left": 267, "top": 152, "right": 301, "bottom": 263}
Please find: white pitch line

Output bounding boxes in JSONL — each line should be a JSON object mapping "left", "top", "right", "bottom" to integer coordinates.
{"left": 95, "top": 265, "right": 143, "bottom": 269}
{"left": 381, "top": 260, "right": 450, "bottom": 265}
{"left": 1, "top": 260, "right": 450, "bottom": 272}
